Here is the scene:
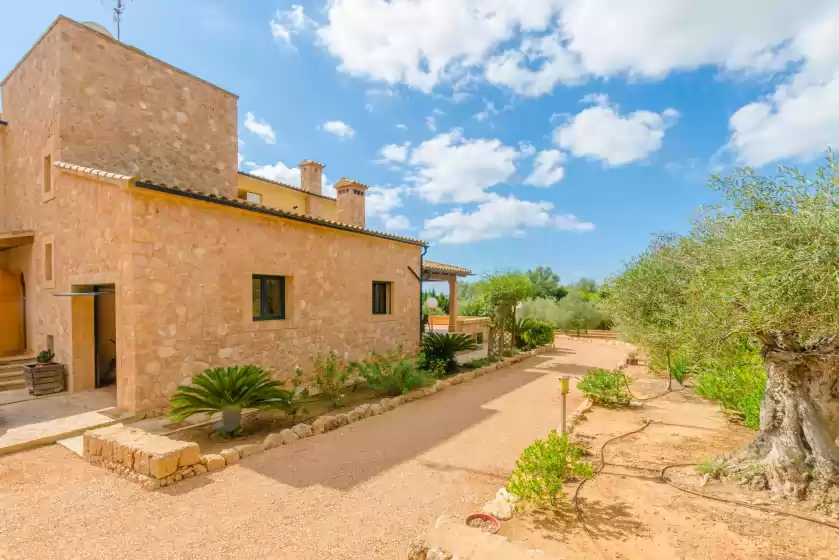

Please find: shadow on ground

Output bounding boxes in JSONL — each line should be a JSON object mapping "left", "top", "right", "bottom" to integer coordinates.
{"left": 528, "top": 496, "right": 649, "bottom": 543}
{"left": 238, "top": 348, "right": 589, "bottom": 491}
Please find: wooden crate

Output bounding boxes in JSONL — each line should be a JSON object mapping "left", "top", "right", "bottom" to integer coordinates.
{"left": 22, "top": 363, "right": 65, "bottom": 396}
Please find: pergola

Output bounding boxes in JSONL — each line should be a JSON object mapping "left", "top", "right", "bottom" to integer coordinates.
{"left": 422, "top": 260, "right": 472, "bottom": 333}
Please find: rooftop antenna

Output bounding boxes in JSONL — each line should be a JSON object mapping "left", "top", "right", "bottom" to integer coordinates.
{"left": 104, "top": 0, "right": 132, "bottom": 40}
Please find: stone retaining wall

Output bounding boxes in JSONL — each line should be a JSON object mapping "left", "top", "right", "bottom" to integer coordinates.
{"left": 82, "top": 346, "right": 554, "bottom": 490}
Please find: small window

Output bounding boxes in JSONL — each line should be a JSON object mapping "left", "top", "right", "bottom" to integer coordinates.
{"left": 245, "top": 191, "right": 262, "bottom": 204}
{"left": 372, "top": 281, "right": 391, "bottom": 315}
{"left": 252, "top": 275, "right": 285, "bottom": 321}
{"left": 43, "top": 154, "right": 52, "bottom": 193}
{"left": 44, "top": 242, "right": 53, "bottom": 282}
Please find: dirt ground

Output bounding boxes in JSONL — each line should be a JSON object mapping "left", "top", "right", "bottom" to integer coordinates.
{"left": 502, "top": 362, "right": 839, "bottom": 559}
{"left": 0, "top": 337, "right": 627, "bottom": 560}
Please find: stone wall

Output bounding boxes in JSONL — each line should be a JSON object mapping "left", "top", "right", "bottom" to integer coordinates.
{"left": 54, "top": 18, "right": 238, "bottom": 197}
{"left": 123, "top": 186, "right": 421, "bottom": 411}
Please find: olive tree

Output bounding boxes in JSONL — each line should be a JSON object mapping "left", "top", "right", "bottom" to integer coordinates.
{"left": 611, "top": 157, "right": 839, "bottom": 499}
{"left": 555, "top": 290, "right": 601, "bottom": 336}
{"left": 606, "top": 236, "right": 691, "bottom": 389}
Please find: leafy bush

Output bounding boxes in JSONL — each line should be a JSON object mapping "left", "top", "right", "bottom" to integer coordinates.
{"left": 314, "top": 351, "right": 351, "bottom": 409}
{"left": 507, "top": 430, "right": 594, "bottom": 506}
{"left": 169, "top": 365, "right": 296, "bottom": 436}
{"left": 577, "top": 368, "right": 632, "bottom": 407}
{"left": 421, "top": 332, "right": 478, "bottom": 374}
{"left": 694, "top": 344, "right": 765, "bottom": 430}
{"left": 519, "top": 319, "right": 555, "bottom": 349}
{"left": 354, "top": 348, "right": 430, "bottom": 396}
{"left": 416, "top": 350, "right": 448, "bottom": 377}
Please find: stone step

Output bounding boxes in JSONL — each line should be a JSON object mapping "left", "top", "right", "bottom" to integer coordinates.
{"left": 0, "top": 355, "right": 36, "bottom": 367}
{"left": 0, "top": 369, "right": 24, "bottom": 380}
{"left": 0, "top": 378, "right": 26, "bottom": 392}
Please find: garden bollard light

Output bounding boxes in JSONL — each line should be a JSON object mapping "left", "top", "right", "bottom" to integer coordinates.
{"left": 559, "top": 375, "right": 570, "bottom": 435}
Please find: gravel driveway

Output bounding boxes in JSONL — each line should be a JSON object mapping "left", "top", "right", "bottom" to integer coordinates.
{"left": 0, "top": 338, "right": 627, "bottom": 560}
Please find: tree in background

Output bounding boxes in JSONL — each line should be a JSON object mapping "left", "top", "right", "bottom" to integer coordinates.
{"left": 606, "top": 236, "right": 691, "bottom": 389}
{"left": 421, "top": 289, "right": 449, "bottom": 315}
{"left": 555, "top": 290, "right": 602, "bottom": 335}
{"left": 608, "top": 156, "right": 839, "bottom": 501}
{"left": 570, "top": 277, "right": 597, "bottom": 295}
{"left": 526, "top": 266, "right": 567, "bottom": 300}
{"left": 458, "top": 280, "right": 490, "bottom": 317}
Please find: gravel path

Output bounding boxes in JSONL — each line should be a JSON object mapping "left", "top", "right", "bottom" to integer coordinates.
{"left": 0, "top": 338, "right": 627, "bottom": 560}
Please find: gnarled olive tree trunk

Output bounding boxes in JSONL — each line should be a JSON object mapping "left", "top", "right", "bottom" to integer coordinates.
{"left": 724, "top": 332, "right": 839, "bottom": 499}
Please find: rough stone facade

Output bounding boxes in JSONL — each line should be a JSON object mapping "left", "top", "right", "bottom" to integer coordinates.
{"left": 0, "top": 16, "right": 425, "bottom": 412}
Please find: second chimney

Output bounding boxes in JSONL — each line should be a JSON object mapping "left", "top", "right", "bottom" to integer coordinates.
{"left": 299, "top": 160, "right": 324, "bottom": 195}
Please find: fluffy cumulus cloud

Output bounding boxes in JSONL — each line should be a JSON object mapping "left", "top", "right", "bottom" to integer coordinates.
{"left": 524, "top": 149, "right": 566, "bottom": 186}
{"left": 271, "top": 5, "right": 316, "bottom": 48}
{"left": 378, "top": 142, "right": 411, "bottom": 163}
{"left": 366, "top": 186, "right": 410, "bottom": 230}
{"left": 422, "top": 194, "right": 593, "bottom": 244}
{"left": 407, "top": 129, "right": 522, "bottom": 204}
{"left": 554, "top": 97, "right": 678, "bottom": 166}
{"left": 244, "top": 112, "right": 277, "bottom": 145}
{"left": 321, "top": 120, "right": 356, "bottom": 138}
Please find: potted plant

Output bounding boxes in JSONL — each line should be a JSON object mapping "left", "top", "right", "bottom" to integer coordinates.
{"left": 23, "top": 350, "right": 66, "bottom": 396}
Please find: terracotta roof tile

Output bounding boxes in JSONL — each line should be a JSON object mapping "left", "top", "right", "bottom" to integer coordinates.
{"left": 423, "top": 260, "right": 472, "bottom": 276}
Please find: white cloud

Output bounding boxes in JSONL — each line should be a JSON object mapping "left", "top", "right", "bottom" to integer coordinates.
{"left": 270, "top": 5, "right": 316, "bottom": 48}
{"left": 408, "top": 129, "right": 522, "bottom": 203}
{"left": 249, "top": 161, "right": 335, "bottom": 197}
{"left": 367, "top": 186, "right": 410, "bottom": 230}
{"left": 244, "top": 112, "right": 277, "bottom": 145}
{"left": 525, "top": 150, "right": 566, "bottom": 186}
{"left": 378, "top": 142, "right": 411, "bottom": 163}
{"left": 484, "top": 33, "right": 583, "bottom": 96}
{"left": 396, "top": 123, "right": 408, "bottom": 130}
{"left": 554, "top": 97, "right": 678, "bottom": 166}
{"left": 422, "top": 194, "right": 593, "bottom": 244}
{"left": 321, "top": 120, "right": 356, "bottom": 138}
{"left": 425, "top": 116, "right": 437, "bottom": 132}
{"left": 238, "top": 152, "right": 244, "bottom": 167}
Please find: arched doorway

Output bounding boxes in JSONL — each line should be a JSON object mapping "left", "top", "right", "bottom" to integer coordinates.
{"left": 0, "top": 267, "right": 24, "bottom": 356}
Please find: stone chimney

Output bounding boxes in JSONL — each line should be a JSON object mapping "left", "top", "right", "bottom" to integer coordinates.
{"left": 299, "top": 160, "right": 324, "bottom": 196}
{"left": 334, "top": 178, "right": 368, "bottom": 228}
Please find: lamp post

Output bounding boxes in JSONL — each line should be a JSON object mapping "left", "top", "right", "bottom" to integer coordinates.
{"left": 425, "top": 297, "right": 438, "bottom": 333}
{"left": 558, "top": 375, "right": 570, "bottom": 435}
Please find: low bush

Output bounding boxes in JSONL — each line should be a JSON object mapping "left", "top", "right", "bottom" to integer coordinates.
{"left": 354, "top": 348, "right": 430, "bottom": 396}
{"left": 693, "top": 345, "right": 765, "bottom": 430}
{"left": 577, "top": 368, "right": 632, "bottom": 407}
{"left": 416, "top": 350, "right": 447, "bottom": 377}
{"left": 314, "top": 351, "right": 351, "bottom": 409}
{"left": 518, "top": 319, "right": 554, "bottom": 349}
{"left": 421, "top": 332, "right": 478, "bottom": 374}
{"left": 507, "top": 430, "right": 594, "bottom": 506}
{"left": 696, "top": 459, "right": 726, "bottom": 479}
{"left": 519, "top": 297, "right": 563, "bottom": 326}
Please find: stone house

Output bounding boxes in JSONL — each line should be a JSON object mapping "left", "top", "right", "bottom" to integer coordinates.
{"left": 0, "top": 16, "right": 467, "bottom": 412}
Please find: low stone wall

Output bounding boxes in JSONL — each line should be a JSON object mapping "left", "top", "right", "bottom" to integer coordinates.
{"left": 82, "top": 345, "right": 554, "bottom": 490}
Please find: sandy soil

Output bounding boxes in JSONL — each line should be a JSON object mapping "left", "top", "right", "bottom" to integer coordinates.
{"left": 502, "top": 362, "right": 839, "bottom": 560}
{"left": 0, "top": 337, "right": 627, "bottom": 560}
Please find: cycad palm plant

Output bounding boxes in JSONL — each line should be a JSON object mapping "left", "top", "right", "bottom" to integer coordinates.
{"left": 421, "top": 332, "right": 478, "bottom": 374}
{"left": 169, "top": 365, "right": 294, "bottom": 436}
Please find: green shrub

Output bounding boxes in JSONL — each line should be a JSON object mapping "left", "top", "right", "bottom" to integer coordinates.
{"left": 696, "top": 459, "right": 726, "bottom": 479}
{"left": 508, "top": 430, "right": 594, "bottom": 506}
{"left": 354, "top": 348, "right": 429, "bottom": 396}
{"left": 169, "top": 365, "right": 296, "bottom": 436}
{"left": 556, "top": 291, "right": 602, "bottom": 335}
{"left": 577, "top": 368, "right": 632, "bottom": 407}
{"left": 464, "top": 358, "right": 491, "bottom": 368}
{"left": 519, "top": 319, "right": 555, "bottom": 349}
{"left": 694, "top": 346, "right": 765, "bottom": 430}
{"left": 314, "top": 351, "right": 350, "bottom": 409}
{"left": 416, "top": 350, "right": 448, "bottom": 377}
{"left": 519, "top": 297, "right": 563, "bottom": 326}
{"left": 421, "top": 332, "right": 478, "bottom": 374}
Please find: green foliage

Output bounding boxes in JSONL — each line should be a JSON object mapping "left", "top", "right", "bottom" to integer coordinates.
{"left": 693, "top": 342, "right": 766, "bottom": 429}
{"left": 519, "top": 297, "right": 563, "bottom": 326}
{"left": 464, "top": 358, "right": 491, "bottom": 368}
{"left": 416, "top": 350, "right": 448, "bottom": 377}
{"left": 354, "top": 348, "right": 430, "bottom": 396}
{"left": 526, "top": 266, "right": 567, "bottom": 300}
{"left": 696, "top": 459, "right": 726, "bottom": 479}
{"left": 314, "top": 352, "right": 350, "bottom": 409}
{"left": 555, "top": 291, "right": 602, "bottom": 334}
{"left": 422, "top": 289, "right": 449, "bottom": 316}
{"left": 484, "top": 271, "right": 535, "bottom": 309}
{"left": 457, "top": 281, "right": 491, "bottom": 317}
{"left": 507, "top": 430, "right": 594, "bottom": 506}
{"left": 36, "top": 349, "right": 55, "bottom": 364}
{"left": 570, "top": 277, "right": 598, "bottom": 294}
{"left": 422, "top": 332, "right": 478, "bottom": 373}
{"left": 169, "top": 365, "right": 296, "bottom": 436}
{"left": 516, "top": 318, "right": 555, "bottom": 349}
{"left": 577, "top": 368, "right": 632, "bottom": 407}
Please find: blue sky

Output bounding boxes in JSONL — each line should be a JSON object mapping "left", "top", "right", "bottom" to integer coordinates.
{"left": 3, "top": 1, "right": 837, "bottom": 284}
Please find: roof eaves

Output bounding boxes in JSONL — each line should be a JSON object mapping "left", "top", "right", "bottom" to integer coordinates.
{"left": 53, "top": 161, "right": 135, "bottom": 187}
{"left": 238, "top": 170, "right": 337, "bottom": 201}
{"left": 423, "top": 260, "right": 473, "bottom": 276}
{"left": 134, "top": 179, "right": 428, "bottom": 247}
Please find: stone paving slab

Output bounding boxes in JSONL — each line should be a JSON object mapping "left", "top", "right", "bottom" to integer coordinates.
{"left": 0, "top": 411, "right": 134, "bottom": 456}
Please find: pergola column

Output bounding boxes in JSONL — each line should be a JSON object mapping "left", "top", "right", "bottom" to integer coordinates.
{"left": 448, "top": 277, "right": 458, "bottom": 333}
